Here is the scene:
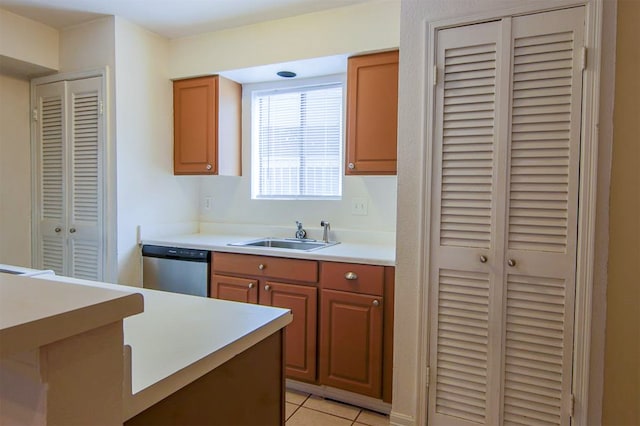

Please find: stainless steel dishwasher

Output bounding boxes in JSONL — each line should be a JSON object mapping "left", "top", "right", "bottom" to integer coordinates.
{"left": 142, "top": 245, "right": 210, "bottom": 297}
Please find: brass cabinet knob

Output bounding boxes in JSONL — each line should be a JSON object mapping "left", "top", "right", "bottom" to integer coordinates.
{"left": 206, "top": 164, "right": 212, "bottom": 170}
{"left": 373, "top": 300, "right": 380, "bottom": 307}
{"left": 344, "top": 272, "right": 358, "bottom": 280}
{"left": 264, "top": 285, "right": 270, "bottom": 291}
{"left": 258, "top": 264, "right": 265, "bottom": 270}
{"left": 480, "top": 255, "right": 488, "bottom": 263}
{"left": 69, "top": 228, "right": 76, "bottom": 233}
{"left": 508, "top": 259, "right": 516, "bottom": 267}
{"left": 55, "top": 227, "right": 62, "bottom": 233}
{"left": 248, "top": 283, "right": 254, "bottom": 289}
{"left": 348, "top": 162, "right": 355, "bottom": 170}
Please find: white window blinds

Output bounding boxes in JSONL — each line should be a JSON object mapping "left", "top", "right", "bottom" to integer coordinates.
{"left": 252, "top": 83, "right": 343, "bottom": 199}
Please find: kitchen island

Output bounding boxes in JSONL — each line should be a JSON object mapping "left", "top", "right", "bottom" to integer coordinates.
{"left": 0, "top": 272, "right": 292, "bottom": 425}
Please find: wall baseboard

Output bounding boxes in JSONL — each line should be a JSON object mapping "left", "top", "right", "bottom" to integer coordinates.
{"left": 286, "top": 379, "right": 391, "bottom": 414}
{"left": 390, "top": 410, "right": 415, "bottom": 426}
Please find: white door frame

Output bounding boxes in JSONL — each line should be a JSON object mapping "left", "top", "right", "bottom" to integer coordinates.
{"left": 416, "top": 1, "right": 605, "bottom": 424}
{"left": 30, "top": 67, "right": 117, "bottom": 283}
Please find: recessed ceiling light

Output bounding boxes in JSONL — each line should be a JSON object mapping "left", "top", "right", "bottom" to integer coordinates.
{"left": 277, "top": 71, "right": 297, "bottom": 78}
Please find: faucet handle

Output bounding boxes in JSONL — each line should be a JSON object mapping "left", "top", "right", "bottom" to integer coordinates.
{"left": 295, "top": 221, "right": 306, "bottom": 239}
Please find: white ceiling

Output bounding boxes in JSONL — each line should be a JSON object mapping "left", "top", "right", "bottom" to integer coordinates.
{"left": 0, "top": 0, "right": 374, "bottom": 39}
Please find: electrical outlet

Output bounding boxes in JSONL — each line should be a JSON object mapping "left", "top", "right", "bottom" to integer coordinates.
{"left": 352, "top": 197, "right": 368, "bottom": 216}
{"left": 203, "top": 197, "right": 213, "bottom": 211}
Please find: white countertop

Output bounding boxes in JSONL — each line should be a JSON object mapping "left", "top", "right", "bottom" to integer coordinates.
{"left": 32, "top": 274, "right": 292, "bottom": 420}
{"left": 143, "top": 232, "right": 396, "bottom": 266}
{"left": 0, "top": 273, "right": 143, "bottom": 358}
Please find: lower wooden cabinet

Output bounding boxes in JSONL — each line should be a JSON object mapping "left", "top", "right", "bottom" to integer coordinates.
{"left": 319, "top": 289, "right": 384, "bottom": 398}
{"left": 210, "top": 252, "right": 394, "bottom": 401}
{"left": 210, "top": 253, "right": 318, "bottom": 383}
{"left": 211, "top": 274, "right": 257, "bottom": 303}
{"left": 261, "top": 281, "right": 317, "bottom": 382}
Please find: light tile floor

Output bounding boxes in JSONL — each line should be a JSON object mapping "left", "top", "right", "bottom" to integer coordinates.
{"left": 285, "top": 390, "right": 390, "bottom": 426}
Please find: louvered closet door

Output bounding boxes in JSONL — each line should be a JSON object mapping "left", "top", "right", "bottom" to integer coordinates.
{"left": 66, "top": 77, "right": 104, "bottom": 281}
{"left": 35, "top": 81, "right": 67, "bottom": 275}
{"left": 501, "top": 8, "right": 584, "bottom": 426}
{"left": 428, "top": 6, "right": 585, "bottom": 426}
{"left": 428, "top": 20, "right": 510, "bottom": 426}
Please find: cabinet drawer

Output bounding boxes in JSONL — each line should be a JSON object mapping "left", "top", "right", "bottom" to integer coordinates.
{"left": 320, "top": 262, "right": 384, "bottom": 296}
{"left": 213, "top": 252, "right": 318, "bottom": 283}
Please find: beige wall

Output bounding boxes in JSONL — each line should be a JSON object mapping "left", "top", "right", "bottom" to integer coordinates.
{"left": 0, "top": 8, "right": 58, "bottom": 71}
{"left": 114, "top": 17, "right": 199, "bottom": 286}
{"left": 602, "top": 0, "right": 640, "bottom": 424}
{"left": 0, "top": 10, "right": 58, "bottom": 268}
{"left": 168, "top": 0, "right": 400, "bottom": 79}
{"left": 0, "top": 74, "right": 31, "bottom": 267}
{"left": 59, "top": 17, "right": 116, "bottom": 74}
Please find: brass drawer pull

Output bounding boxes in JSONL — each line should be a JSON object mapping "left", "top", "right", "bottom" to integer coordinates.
{"left": 344, "top": 272, "right": 358, "bottom": 280}
{"left": 258, "top": 264, "right": 265, "bottom": 270}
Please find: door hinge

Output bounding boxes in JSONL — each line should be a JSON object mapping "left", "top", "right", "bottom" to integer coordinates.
{"left": 32, "top": 108, "right": 38, "bottom": 121}
{"left": 98, "top": 100, "right": 104, "bottom": 116}
{"left": 569, "top": 394, "right": 575, "bottom": 417}
{"left": 433, "top": 65, "right": 438, "bottom": 86}
{"left": 581, "top": 47, "right": 587, "bottom": 71}
{"left": 426, "top": 366, "right": 431, "bottom": 387}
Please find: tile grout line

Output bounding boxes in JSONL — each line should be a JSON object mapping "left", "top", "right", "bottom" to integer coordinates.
{"left": 297, "top": 404, "right": 362, "bottom": 423}
{"left": 285, "top": 392, "right": 309, "bottom": 424}
{"left": 287, "top": 392, "right": 384, "bottom": 425}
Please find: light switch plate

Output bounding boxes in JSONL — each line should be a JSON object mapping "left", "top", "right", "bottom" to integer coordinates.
{"left": 203, "top": 197, "right": 213, "bottom": 211}
{"left": 352, "top": 197, "right": 368, "bottom": 216}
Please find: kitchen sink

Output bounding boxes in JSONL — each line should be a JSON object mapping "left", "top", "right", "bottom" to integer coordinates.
{"left": 228, "top": 237, "right": 338, "bottom": 251}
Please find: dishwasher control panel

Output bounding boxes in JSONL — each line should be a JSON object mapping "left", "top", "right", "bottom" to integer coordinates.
{"left": 142, "top": 245, "right": 209, "bottom": 262}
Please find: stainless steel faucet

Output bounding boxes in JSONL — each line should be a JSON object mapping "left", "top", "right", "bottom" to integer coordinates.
{"left": 320, "top": 221, "right": 331, "bottom": 243}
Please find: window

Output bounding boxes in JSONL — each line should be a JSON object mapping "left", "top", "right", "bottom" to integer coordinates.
{"left": 251, "top": 81, "right": 343, "bottom": 200}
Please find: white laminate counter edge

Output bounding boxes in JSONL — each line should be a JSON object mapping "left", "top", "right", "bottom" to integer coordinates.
{"left": 0, "top": 274, "right": 143, "bottom": 358}
{"left": 142, "top": 233, "right": 396, "bottom": 266}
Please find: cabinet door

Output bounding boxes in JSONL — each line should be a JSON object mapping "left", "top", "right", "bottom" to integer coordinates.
{"left": 261, "top": 281, "right": 317, "bottom": 383}
{"left": 211, "top": 274, "right": 257, "bottom": 303}
{"left": 346, "top": 50, "right": 399, "bottom": 175}
{"left": 67, "top": 77, "right": 104, "bottom": 281}
{"left": 35, "top": 80, "right": 67, "bottom": 275}
{"left": 173, "top": 76, "right": 217, "bottom": 175}
{"left": 319, "top": 289, "right": 383, "bottom": 398}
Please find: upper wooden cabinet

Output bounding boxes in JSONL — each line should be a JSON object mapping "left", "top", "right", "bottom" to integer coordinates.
{"left": 346, "top": 50, "right": 399, "bottom": 175}
{"left": 173, "top": 76, "right": 241, "bottom": 175}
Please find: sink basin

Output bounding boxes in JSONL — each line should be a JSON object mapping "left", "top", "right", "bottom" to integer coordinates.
{"left": 229, "top": 237, "right": 338, "bottom": 251}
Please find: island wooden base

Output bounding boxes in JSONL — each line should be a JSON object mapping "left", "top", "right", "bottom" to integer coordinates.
{"left": 125, "top": 330, "right": 284, "bottom": 426}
